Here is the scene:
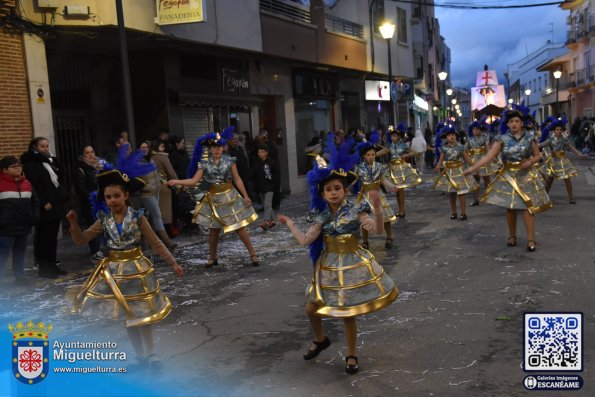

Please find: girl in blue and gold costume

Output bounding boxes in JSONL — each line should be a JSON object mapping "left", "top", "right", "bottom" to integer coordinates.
{"left": 539, "top": 117, "right": 587, "bottom": 204}
{"left": 378, "top": 124, "right": 422, "bottom": 218}
{"left": 353, "top": 131, "right": 398, "bottom": 249}
{"left": 433, "top": 124, "right": 479, "bottom": 220}
{"left": 167, "top": 132, "right": 259, "bottom": 267}
{"left": 66, "top": 144, "right": 184, "bottom": 362}
{"left": 465, "top": 119, "right": 499, "bottom": 206}
{"left": 277, "top": 150, "right": 398, "bottom": 375}
{"left": 464, "top": 109, "right": 552, "bottom": 251}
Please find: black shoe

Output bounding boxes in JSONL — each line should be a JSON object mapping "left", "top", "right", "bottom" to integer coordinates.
{"left": 527, "top": 240, "right": 536, "bottom": 252}
{"left": 250, "top": 255, "right": 259, "bottom": 267}
{"left": 396, "top": 212, "right": 405, "bottom": 218}
{"left": 470, "top": 201, "right": 479, "bottom": 206}
{"left": 53, "top": 267, "right": 67, "bottom": 276}
{"left": 361, "top": 242, "right": 369, "bottom": 250}
{"left": 345, "top": 355, "right": 359, "bottom": 374}
{"left": 569, "top": 200, "right": 576, "bottom": 204}
{"left": 450, "top": 213, "right": 457, "bottom": 220}
{"left": 206, "top": 258, "right": 218, "bottom": 268}
{"left": 303, "top": 336, "right": 331, "bottom": 360}
{"left": 385, "top": 238, "right": 393, "bottom": 249}
{"left": 459, "top": 214, "right": 467, "bottom": 221}
{"left": 507, "top": 236, "right": 517, "bottom": 247}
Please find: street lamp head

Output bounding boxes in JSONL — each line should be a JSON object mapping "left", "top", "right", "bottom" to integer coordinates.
{"left": 438, "top": 71, "right": 448, "bottom": 81}
{"left": 524, "top": 88, "right": 531, "bottom": 96}
{"left": 508, "top": 98, "right": 513, "bottom": 104}
{"left": 446, "top": 88, "right": 453, "bottom": 96}
{"left": 379, "top": 22, "right": 396, "bottom": 40}
{"left": 451, "top": 98, "right": 457, "bottom": 105}
{"left": 553, "top": 70, "right": 562, "bottom": 79}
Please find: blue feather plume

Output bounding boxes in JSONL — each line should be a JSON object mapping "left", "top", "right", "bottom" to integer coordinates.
{"left": 103, "top": 144, "right": 155, "bottom": 178}
{"left": 89, "top": 191, "right": 108, "bottom": 220}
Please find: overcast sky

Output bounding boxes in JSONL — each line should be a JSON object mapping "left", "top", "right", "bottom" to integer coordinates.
{"left": 435, "top": 2, "right": 568, "bottom": 89}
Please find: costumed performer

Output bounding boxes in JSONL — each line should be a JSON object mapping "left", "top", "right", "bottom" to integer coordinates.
{"left": 377, "top": 123, "right": 422, "bottom": 218}
{"left": 433, "top": 124, "right": 479, "bottom": 220}
{"left": 539, "top": 116, "right": 588, "bottom": 204}
{"left": 465, "top": 117, "right": 499, "bottom": 206}
{"left": 352, "top": 131, "right": 398, "bottom": 249}
{"left": 66, "top": 143, "right": 184, "bottom": 362}
{"left": 277, "top": 153, "right": 398, "bottom": 375}
{"left": 464, "top": 109, "right": 552, "bottom": 251}
{"left": 167, "top": 132, "right": 260, "bottom": 267}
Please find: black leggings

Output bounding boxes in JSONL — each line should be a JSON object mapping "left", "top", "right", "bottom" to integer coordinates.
{"left": 34, "top": 220, "right": 60, "bottom": 270}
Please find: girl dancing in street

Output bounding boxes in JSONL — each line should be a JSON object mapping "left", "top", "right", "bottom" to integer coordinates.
{"left": 465, "top": 119, "right": 499, "bottom": 206}
{"left": 353, "top": 131, "right": 398, "bottom": 249}
{"left": 539, "top": 117, "right": 588, "bottom": 204}
{"left": 379, "top": 124, "right": 422, "bottom": 218}
{"left": 464, "top": 109, "right": 552, "bottom": 251}
{"left": 167, "top": 132, "right": 259, "bottom": 267}
{"left": 433, "top": 124, "right": 479, "bottom": 220}
{"left": 277, "top": 151, "right": 398, "bottom": 374}
{"left": 67, "top": 144, "right": 183, "bottom": 363}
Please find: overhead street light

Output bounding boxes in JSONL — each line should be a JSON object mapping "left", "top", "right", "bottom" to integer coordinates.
{"left": 553, "top": 69, "right": 562, "bottom": 116}
{"left": 379, "top": 22, "right": 396, "bottom": 127}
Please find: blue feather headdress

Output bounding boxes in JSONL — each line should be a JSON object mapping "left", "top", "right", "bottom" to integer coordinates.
{"left": 387, "top": 123, "right": 407, "bottom": 141}
{"left": 548, "top": 115, "right": 567, "bottom": 132}
{"left": 306, "top": 133, "right": 358, "bottom": 265}
{"left": 187, "top": 132, "right": 229, "bottom": 178}
{"left": 538, "top": 115, "right": 558, "bottom": 143}
{"left": 96, "top": 143, "right": 156, "bottom": 201}
{"left": 499, "top": 106, "right": 527, "bottom": 134}
{"left": 354, "top": 130, "right": 381, "bottom": 158}
{"left": 467, "top": 116, "right": 487, "bottom": 136}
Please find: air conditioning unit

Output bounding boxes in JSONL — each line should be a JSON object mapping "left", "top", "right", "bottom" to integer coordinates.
{"left": 38, "top": 0, "right": 59, "bottom": 8}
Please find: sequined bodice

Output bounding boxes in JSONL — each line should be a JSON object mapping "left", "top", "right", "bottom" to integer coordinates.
{"left": 440, "top": 143, "right": 464, "bottom": 161}
{"left": 354, "top": 161, "right": 386, "bottom": 184}
{"left": 497, "top": 130, "right": 536, "bottom": 162}
{"left": 197, "top": 155, "right": 235, "bottom": 184}
{"left": 99, "top": 207, "right": 143, "bottom": 250}
{"left": 547, "top": 135, "right": 571, "bottom": 151}
{"left": 387, "top": 141, "right": 409, "bottom": 159}
{"left": 466, "top": 134, "right": 488, "bottom": 150}
{"left": 309, "top": 200, "right": 371, "bottom": 237}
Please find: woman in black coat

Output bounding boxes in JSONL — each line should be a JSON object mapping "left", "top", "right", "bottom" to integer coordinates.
{"left": 75, "top": 145, "right": 103, "bottom": 258}
{"left": 21, "top": 137, "right": 67, "bottom": 278}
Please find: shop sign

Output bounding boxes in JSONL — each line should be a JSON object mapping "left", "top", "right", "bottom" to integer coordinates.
{"left": 221, "top": 68, "right": 250, "bottom": 94}
{"left": 156, "top": 0, "right": 204, "bottom": 26}
{"left": 364, "top": 80, "right": 390, "bottom": 101}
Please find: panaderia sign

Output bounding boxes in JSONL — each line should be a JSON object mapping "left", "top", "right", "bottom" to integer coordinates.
{"left": 156, "top": 0, "right": 204, "bottom": 26}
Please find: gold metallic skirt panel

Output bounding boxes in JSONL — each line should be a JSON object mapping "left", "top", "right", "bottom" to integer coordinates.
{"left": 356, "top": 184, "right": 397, "bottom": 223}
{"left": 433, "top": 162, "right": 479, "bottom": 195}
{"left": 543, "top": 152, "right": 578, "bottom": 179}
{"left": 469, "top": 152, "right": 500, "bottom": 177}
{"left": 307, "top": 235, "right": 398, "bottom": 318}
{"left": 481, "top": 162, "right": 552, "bottom": 214}
{"left": 193, "top": 182, "right": 258, "bottom": 233}
{"left": 386, "top": 159, "right": 423, "bottom": 188}
{"left": 72, "top": 248, "right": 172, "bottom": 327}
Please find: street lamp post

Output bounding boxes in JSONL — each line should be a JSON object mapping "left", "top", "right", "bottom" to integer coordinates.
{"left": 438, "top": 71, "right": 448, "bottom": 121}
{"left": 553, "top": 69, "right": 562, "bottom": 116}
{"left": 379, "top": 22, "right": 396, "bottom": 127}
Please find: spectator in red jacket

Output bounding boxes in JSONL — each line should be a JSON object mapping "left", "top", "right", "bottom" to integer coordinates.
{"left": 0, "top": 156, "right": 39, "bottom": 284}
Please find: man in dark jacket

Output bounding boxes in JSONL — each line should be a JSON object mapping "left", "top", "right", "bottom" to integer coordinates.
{"left": 0, "top": 156, "right": 39, "bottom": 284}
{"left": 21, "top": 137, "right": 67, "bottom": 278}
{"left": 250, "top": 144, "right": 280, "bottom": 230}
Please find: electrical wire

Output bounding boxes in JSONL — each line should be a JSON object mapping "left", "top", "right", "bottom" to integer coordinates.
{"left": 389, "top": 0, "right": 565, "bottom": 9}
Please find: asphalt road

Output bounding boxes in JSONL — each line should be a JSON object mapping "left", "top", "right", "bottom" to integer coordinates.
{"left": 1, "top": 158, "right": 594, "bottom": 397}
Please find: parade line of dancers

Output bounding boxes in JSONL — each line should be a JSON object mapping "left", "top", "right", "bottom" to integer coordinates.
{"left": 64, "top": 106, "right": 588, "bottom": 374}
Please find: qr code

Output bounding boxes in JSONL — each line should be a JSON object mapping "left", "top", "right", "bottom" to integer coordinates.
{"left": 524, "top": 313, "right": 582, "bottom": 371}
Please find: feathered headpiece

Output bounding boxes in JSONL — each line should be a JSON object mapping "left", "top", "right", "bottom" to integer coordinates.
{"left": 440, "top": 123, "right": 457, "bottom": 138}
{"left": 388, "top": 123, "right": 408, "bottom": 139}
{"left": 467, "top": 116, "right": 487, "bottom": 136}
{"left": 306, "top": 133, "right": 358, "bottom": 264}
{"left": 355, "top": 130, "right": 382, "bottom": 158}
{"left": 548, "top": 115, "right": 567, "bottom": 132}
{"left": 187, "top": 132, "right": 229, "bottom": 178}
{"left": 96, "top": 143, "right": 155, "bottom": 201}
{"left": 538, "top": 115, "right": 558, "bottom": 143}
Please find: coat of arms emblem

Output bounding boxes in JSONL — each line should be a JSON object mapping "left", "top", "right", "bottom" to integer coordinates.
{"left": 9, "top": 321, "right": 52, "bottom": 385}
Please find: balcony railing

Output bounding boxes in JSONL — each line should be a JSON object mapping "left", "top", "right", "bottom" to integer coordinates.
{"left": 260, "top": 0, "right": 311, "bottom": 24}
{"left": 575, "top": 68, "right": 594, "bottom": 86}
{"left": 325, "top": 14, "right": 364, "bottom": 39}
